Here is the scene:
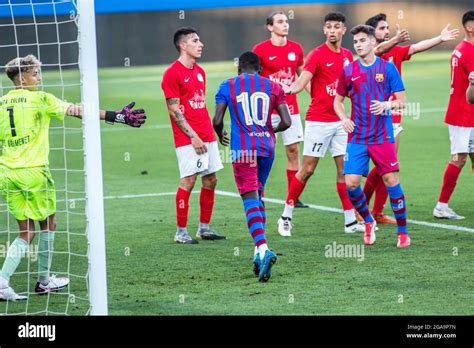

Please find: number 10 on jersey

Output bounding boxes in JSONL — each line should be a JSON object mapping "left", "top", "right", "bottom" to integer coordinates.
{"left": 236, "top": 92, "right": 270, "bottom": 126}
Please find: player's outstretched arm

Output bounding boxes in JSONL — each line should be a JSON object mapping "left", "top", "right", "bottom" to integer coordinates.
{"left": 375, "top": 24, "right": 411, "bottom": 56}
{"left": 66, "top": 101, "right": 147, "bottom": 128}
{"left": 273, "top": 103, "right": 291, "bottom": 133}
{"left": 467, "top": 72, "right": 474, "bottom": 104}
{"left": 212, "top": 102, "right": 230, "bottom": 146}
{"left": 334, "top": 93, "right": 354, "bottom": 133}
{"left": 166, "top": 98, "right": 207, "bottom": 154}
{"left": 285, "top": 70, "right": 313, "bottom": 95}
{"left": 408, "top": 24, "right": 459, "bottom": 56}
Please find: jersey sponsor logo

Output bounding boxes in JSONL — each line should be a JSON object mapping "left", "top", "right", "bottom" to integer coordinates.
{"left": 375, "top": 73, "right": 385, "bottom": 82}
{"left": 184, "top": 77, "right": 190, "bottom": 83}
{"left": 269, "top": 68, "right": 295, "bottom": 88}
{"left": 326, "top": 62, "right": 334, "bottom": 67}
{"left": 248, "top": 131, "right": 271, "bottom": 138}
{"left": 325, "top": 80, "right": 338, "bottom": 96}
{"left": 197, "top": 73, "right": 204, "bottom": 82}
{"left": 288, "top": 52, "right": 296, "bottom": 61}
{"left": 188, "top": 90, "right": 206, "bottom": 109}
{"left": 7, "top": 135, "right": 31, "bottom": 148}
{"left": 269, "top": 56, "right": 277, "bottom": 60}
{"left": 351, "top": 76, "right": 360, "bottom": 81}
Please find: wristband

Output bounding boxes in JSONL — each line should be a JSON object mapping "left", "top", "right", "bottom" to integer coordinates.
{"left": 105, "top": 111, "right": 116, "bottom": 125}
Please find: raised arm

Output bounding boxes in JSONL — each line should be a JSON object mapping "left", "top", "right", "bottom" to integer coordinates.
{"left": 66, "top": 102, "right": 146, "bottom": 128}
{"left": 408, "top": 24, "right": 459, "bottom": 56}
{"left": 468, "top": 71, "right": 474, "bottom": 104}
{"left": 166, "top": 98, "right": 207, "bottom": 154}
{"left": 375, "top": 24, "right": 411, "bottom": 56}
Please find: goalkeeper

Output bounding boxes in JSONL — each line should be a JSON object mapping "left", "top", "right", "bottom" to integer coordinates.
{"left": 0, "top": 54, "right": 146, "bottom": 301}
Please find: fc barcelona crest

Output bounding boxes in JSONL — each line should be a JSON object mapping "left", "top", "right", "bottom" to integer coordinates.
{"left": 375, "top": 73, "right": 384, "bottom": 82}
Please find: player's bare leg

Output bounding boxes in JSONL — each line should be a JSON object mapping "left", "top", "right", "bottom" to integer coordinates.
{"left": 434, "top": 153, "right": 467, "bottom": 220}
{"left": 0, "top": 219, "right": 34, "bottom": 301}
{"left": 346, "top": 174, "right": 377, "bottom": 245}
{"left": 286, "top": 143, "right": 307, "bottom": 208}
{"left": 175, "top": 174, "right": 199, "bottom": 244}
{"left": 278, "top": 155, "right": 319, "bottom": 236}
{"left": 334, "top": 156, "right": 364, "bottom": 233}
{"left": 381, "top": 172, "right": 410, "bottom": 247}
{"left": 35, "top": 215, "right": 69, "bottom": 294}
{"left": 196, "top": 173, "right": 226, "bottom": 240}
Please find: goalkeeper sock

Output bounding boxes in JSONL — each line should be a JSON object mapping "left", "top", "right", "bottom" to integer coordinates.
{"left": 38, "top": 232, "right": 55, "bottom": 285}
{"left": 0, "top": 237, "right": 28, "bottom": 285}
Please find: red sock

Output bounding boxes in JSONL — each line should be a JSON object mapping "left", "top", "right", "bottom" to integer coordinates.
{"left": 336, "top": 182, "right": 353, "bottom": 210}
{"left": 286, "top": 176, "right": 306, "bottom": 206}
{"left": 286, "top": 169, "right": 298, "bottom": 192}
{"left": 438, "top": 163, "right": 462, "bottom": 203}
{"left": 363, "top": 167, "right": 382, "bottom": 205}
{"left": 176, "top": 187, "right": 191, "bottom": 228}
{"left": 372, "top": 180, "right": 389, "bottom": 214}
{"left": 200, "top": 187, "right": 215, "bottom": 224}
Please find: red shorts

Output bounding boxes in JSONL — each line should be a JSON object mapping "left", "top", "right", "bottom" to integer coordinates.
{"left": 344, "top": 142, "right": 399, "bottom": 177}
{"left": 232, "top": 157, "right": 274, "bottom": 195}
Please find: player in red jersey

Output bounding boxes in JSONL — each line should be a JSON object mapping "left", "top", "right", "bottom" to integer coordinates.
{"left": 434, "top": 10, "right": 474, "bottom": 219}
{"left": 361, "top": 13, "right": 459, "bottom": 224}
{"left": 277, "top": 12, "right": 366, "bottom": 236}
{"left": 253, "top": 11, "right": 308, "bottom": 208}
{"left": 161, "top": 27, "right": 226, "bottom": 244}
{"left": 468, "top": 71, "right": 474, "bottom": 104}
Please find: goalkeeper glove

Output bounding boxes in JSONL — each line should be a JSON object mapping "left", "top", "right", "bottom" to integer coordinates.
{"left": 105, "top": 102, "right": 146, "bottom": 128}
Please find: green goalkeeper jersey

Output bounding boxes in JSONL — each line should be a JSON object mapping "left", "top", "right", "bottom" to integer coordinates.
{"left": 0, "top": 89, "right": 70, "bottom": 169}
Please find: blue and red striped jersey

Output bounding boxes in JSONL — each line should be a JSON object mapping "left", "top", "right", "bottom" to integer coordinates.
{"left": 336, "top": 56, "right": 405, "bottom": 145}
{"left": 215, "top": 73, "right": 287, "bottom": 161}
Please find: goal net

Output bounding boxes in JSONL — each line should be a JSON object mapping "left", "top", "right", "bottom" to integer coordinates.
{"left": 0, "top": 0, "right": 107, "bottom": 315}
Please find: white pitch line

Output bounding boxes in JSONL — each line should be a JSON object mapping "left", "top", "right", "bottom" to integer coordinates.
{"left": 3, "top": 189, "right": 473, "bottom": 233}
{"left": 102, "top": 190, "right": 474, "bottom": 233}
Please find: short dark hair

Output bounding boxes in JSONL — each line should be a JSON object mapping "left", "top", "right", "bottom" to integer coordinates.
{"left": 350, "top": 24, "right": 376, "bottom": 37}
{"left": 462, "top": 10, "right": 474, "bottom": 27}
{"left": 238, "top": 51, "right": 261, "bottom": 74}
{"left": 173, "top": 27, "right": 198, "bottom": 52}
{"left": 324, "top": 12, "right": 346, "bottom": 23}
{"left": 365, "top": 13, "right": 387, "bottom": 29}
{"left": 266, "top": 11, "right": 285, "bottom": 26}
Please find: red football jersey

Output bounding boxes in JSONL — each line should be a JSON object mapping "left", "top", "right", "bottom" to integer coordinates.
{"left": 445, "top": 40, "right": 474, "bottom": 127}
{"left": 304, "top": 43, "right": 353, "bottom": 122}
{"left": 380, "top": 45, "right": 412, "bottom": 123}
{"left": 161, "top": 60, "right": 216, "bottom": 148}
{"left": 253, "top": 39, "right": 304, "bottom": 115}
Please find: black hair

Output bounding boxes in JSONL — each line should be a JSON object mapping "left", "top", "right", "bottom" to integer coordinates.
{"left": 350, "top": 24, "right": 376, "bottom": 37}
{"left": 324, "top": 12, "right": 346, "bottom": 23}
{"left": 266, "top": 11, "right": 285, "bottom": 26}
{"left": 173, "top": 27, "right": 198, "bottom": 52}
{"left": 462, "top": 10, "right": 474, "bottom": 27}
{"left": 365, "top": 13, "right": 387, "bottom": 29}
{"left": 238, "top": 51, "right": 261, "bottom": 74}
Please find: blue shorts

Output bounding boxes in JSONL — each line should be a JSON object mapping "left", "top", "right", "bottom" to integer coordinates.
{"left": 344, "top": 142, "right": 399, "bottom": 177}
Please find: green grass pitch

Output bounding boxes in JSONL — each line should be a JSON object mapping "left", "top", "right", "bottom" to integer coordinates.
{"left": 1, "top": 51, "right": 473, "bottom": 315}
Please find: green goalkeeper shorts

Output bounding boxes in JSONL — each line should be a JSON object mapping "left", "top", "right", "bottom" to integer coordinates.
{"left": 0, "top": 166, "right": 56, "bottom": 221}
